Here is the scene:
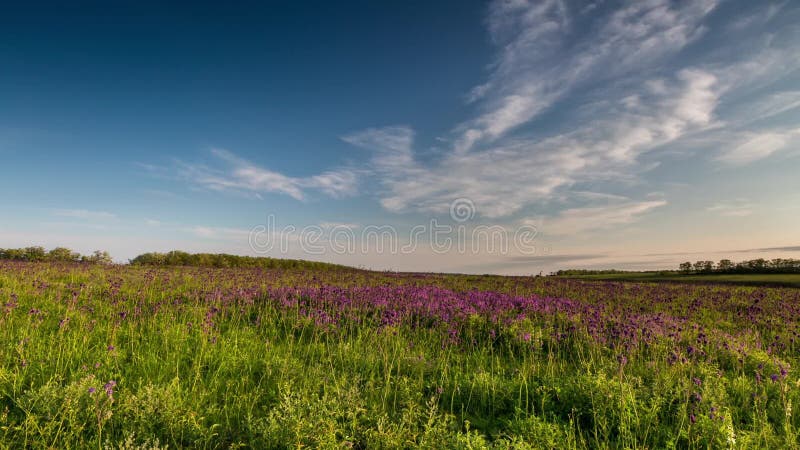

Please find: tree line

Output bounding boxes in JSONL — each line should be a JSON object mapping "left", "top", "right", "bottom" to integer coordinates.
{"left": 128, "top": 250, "right": 351, "bottom": 271}
{"left": 678, "top": 258, "right": 800, "bottom": 274}
{"left": 1, "top": 246, "right": 353, "bottom": 271}
{"left": 552, "top": 258, "right": 800, "bottom": 277}
{"left": 0, "top": 247, "right": 113, "bottom": 264}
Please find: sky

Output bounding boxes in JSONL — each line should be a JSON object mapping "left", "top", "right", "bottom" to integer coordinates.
{"left": 1, "top": 0, "right": 799, "bottom": 274}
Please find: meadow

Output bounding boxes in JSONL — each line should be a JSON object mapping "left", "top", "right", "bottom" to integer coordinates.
{"left": 559, "top": 272, "right": 800, "bottom": 289}
{"left": 1, "top": 261, "right": 799, "bottom": 449}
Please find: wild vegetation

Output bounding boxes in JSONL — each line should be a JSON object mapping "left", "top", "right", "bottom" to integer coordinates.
{"left": 554, "top": 258, "right": 800, "bottom": 277}
{"left": 678, "top": 258, "right": 800, "bottom": 275}
{"left": 1, "top": 259, "right": 798, "bottom": 448}
{"left": 555, "top": 258, "right": 800, "bottom": 289}
{"left": 129, "top": 250, "right": 350, "bottom": 271}
{"left": 0, "top": 247, "right": 112, "bottom": 264}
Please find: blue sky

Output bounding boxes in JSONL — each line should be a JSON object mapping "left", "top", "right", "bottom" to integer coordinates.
{"left": 1, "top": 0, "right": 799, "bottom": 274}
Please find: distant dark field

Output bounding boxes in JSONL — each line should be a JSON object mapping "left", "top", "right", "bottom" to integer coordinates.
{"left": 559, "top": 272, "right": 800, "bottom": 288}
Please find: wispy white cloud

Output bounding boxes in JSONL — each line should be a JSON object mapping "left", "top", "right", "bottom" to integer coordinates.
{"left": 177, "top": 148, "right": 358, "bottom": 201}
{"left": 185, "top": 225, "right": 252, "bottom": 240}
{"left": 456, "top": 0, "right": 718, "bottom": 151}
{"left": 707, "top": 199, "right": 754, "bottom": 217}
{"left": 533, "top": 200, "right": 667, "bottom": 236}
{"left": 304, "top": 170, "right": 359, "bottom": 199}
{"left": 141, "top": 189, "right": 184, "bottom": 200}
{"left": 716, "top": 130, "right": 799, "bottom": 165}
{"left": 52, "top": 209, "right": 117, "bottom": 221}
{"left": 318, "top": 221, "right": 361, "bottom": 230}
{"left": 726, "top": 1, "right": 786, "bottom": 31}
{"left": 134, "top": 162, "right": 169, "bottom": 176}
{"left": 735, "top": 91, "right": 800, "bottom": 122}
{"left": 348, "top": 68, "right": 718, "bottom": 218}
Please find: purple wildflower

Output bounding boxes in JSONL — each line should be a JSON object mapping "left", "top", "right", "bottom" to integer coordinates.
{"left": 103, "top": 380, "right": 117, "bottom": 398}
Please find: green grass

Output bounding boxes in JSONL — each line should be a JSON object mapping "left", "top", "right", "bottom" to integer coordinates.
{"left": 0, "top": 262, "right": 799, "bottom": 448}
{"left": 559, "top": 272, "right": 800, "bottom": 288}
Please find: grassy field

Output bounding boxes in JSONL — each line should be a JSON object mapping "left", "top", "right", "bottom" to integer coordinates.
{"left": 1, "top": 262, "right": 799, "bottom": 448}
{"left": 559, "top": 272, "right": 800, "bottom": 288}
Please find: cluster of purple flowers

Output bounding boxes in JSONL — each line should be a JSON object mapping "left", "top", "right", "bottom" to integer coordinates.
{"left": 103, "top": 380, "right": 117, "bottom": 399}
{"left": 87, "top": 380, "right": 117, "bottom": 399}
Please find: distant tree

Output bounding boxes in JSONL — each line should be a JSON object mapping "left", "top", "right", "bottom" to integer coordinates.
{"left": 692, "top": 261, "right": 714, "bottom": 273}
{"left": 4, "top": 248, "right": 25, "bottom": 260}
{"left": 82, "top": 250, "right": 113, "bottom": 265}
{"left": 768, "top": 258, "right": 800, "bottom": 272}
{"left": 717, "top": 259, "right": 734, "bottom": 272}
{"left": 24, "top": 247, "right": 47, "bottom": 261}
{"left": 747, "top": 258, "right": 767, "bottom": 271}
{"left": 679, "top": 262, "right": 693, "bottom": 274}
{"left": 48, "top": 247, "right": 80, "bottom": 262}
